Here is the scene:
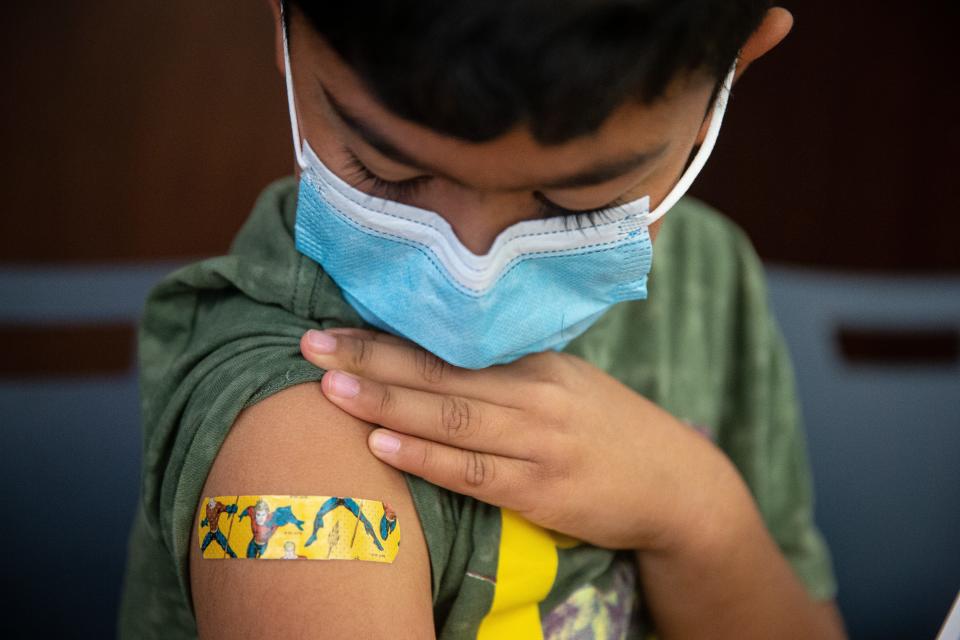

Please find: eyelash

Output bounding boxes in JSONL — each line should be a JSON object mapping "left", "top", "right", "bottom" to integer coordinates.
{"left": 531, "top": 193, "right": 622, "bottom": 230}
{"left": 342, "top": 150, "right": 433, "bottom": 202}
{"left": 342, "top": 148, "right": 623, "bottom": 228}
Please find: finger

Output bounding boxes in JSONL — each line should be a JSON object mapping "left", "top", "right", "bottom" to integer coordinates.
{"left": 302, "top": 329, "right": 519, "bottom": 404}
{"left": 320, "top": 369, "right": 534, "bottom": 459}
{"left": 323, "top": 327, "right": 410, "bottom": 347}
{"left": 366, "top": 427, "right": 536, "bottom": 511}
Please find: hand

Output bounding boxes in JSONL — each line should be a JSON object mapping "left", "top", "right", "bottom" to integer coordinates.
{"left": 300, "top": 327, "right": 741, "bottom": 552}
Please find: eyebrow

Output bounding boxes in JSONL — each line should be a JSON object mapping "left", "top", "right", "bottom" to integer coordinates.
{"left": 321, "top": 84, "right": 668, "bottom": 191}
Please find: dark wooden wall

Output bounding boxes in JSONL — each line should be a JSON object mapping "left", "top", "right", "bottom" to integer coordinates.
{"left": 694, "top": 0, "right": 960, "bottom": 272}
{"left": 2, "top": 1, "right": 958, "bottom": 270}
{"left": 0, "top": 1, "right": 288, "bottom": 262}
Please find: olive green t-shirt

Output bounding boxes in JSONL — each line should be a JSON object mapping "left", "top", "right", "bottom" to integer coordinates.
{"left": 118, "top": 177, "right": 836, "bottom": 639}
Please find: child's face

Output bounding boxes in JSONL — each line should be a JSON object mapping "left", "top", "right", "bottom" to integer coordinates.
{"left": 283, "top": 15, "right": 719, "bottom": 255}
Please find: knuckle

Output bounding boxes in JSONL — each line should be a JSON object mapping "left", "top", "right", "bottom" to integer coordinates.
{"left": 518, "top": 468, "right": 570, "bottom": 525}
{"left": 529, "top": 350, "right": 561, "bottom": 375}
{"left": 414, "top": 348, "right": 449, "bottom": 384}
{"left": 347, "top": 336, "right": 372, "bottom": 370}
{"left": 527, "top": 452, "right": 555, "bottom": 483}
{"left": 440, "top": 395, "right": 477, "bottom": 440}
{"left": 420, "top": 440, "right": 433, "bottom": 471}
{"left": 528, "top": 379, "right": 564, "bottom": 412}
{"left": 529, "top": 435, "right": 569, "bottom": 480}
{"left": 512, "top": 476, "right": 553, "bottom": 518}
{"left": 527, "top": 351, "right": 577, "bottom": 386}
{"left": 376, "top": 384, "right": 395, "bottom": 418}
{"left": 463, "top": 450, "right": 493, "bottom": 488}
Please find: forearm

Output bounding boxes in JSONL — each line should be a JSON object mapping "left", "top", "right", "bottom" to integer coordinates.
{"left": 634, "top": 462, "right": 846, "bottom": 640}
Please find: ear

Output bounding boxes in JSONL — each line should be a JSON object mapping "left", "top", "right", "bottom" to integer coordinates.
{"left": 733, "top": 7, "right": 794, "bottom": 83}
{"left": 694, "top": 7, "right": 794, "bottom": 144}
{"left": 265, "top": 0, "right": 285, "bottom": 76}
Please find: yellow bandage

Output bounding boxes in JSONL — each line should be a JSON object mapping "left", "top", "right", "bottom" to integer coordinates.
{"left": 197, "top": 495, "right": 400, "bottom": 563}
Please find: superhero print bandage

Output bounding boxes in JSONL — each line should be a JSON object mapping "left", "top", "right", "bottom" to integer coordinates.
{"left": 197, "top": 495, "right": 400, "bottom": 563}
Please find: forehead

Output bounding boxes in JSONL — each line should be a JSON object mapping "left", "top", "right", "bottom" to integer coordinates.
{"left": 291, "top": 19, "right": 716, "bottom": 190}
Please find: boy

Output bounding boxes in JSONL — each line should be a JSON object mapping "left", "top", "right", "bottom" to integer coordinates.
{"left": 119, "top": 0, "right": 845, "bottom": 637}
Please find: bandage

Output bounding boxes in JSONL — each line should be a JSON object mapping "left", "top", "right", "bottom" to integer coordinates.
{"left": 198, "top": 495, "right": 400, "bottom": 563}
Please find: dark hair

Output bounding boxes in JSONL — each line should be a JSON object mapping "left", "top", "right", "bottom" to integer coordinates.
{"left": 287, "top": 0, "right": 768, "bottom": 145}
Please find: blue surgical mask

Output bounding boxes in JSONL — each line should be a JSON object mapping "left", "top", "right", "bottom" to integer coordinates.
{"left": 281, "top": 20, "right": 734, "bottom": 370}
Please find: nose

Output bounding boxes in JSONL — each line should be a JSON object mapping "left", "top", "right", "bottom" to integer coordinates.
{"left": 424, "top": 181, "right": 538, "bottom": 256}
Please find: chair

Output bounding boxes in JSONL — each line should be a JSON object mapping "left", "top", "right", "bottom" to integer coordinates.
{"left": 766, "top": 264, "right": 960, "bottom": 639}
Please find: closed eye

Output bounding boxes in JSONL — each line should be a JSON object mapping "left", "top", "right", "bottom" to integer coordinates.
{"left": 342, "top": 148, "right": 433, "bottom": 201}
{"left": 343, "top": 146, "right": 625, "bottom": 228}
{"left": 533, "top": 192, "right": 625, "bottom": 229}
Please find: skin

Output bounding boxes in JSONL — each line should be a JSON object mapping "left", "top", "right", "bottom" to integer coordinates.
{"left": 190, "top": 2, "right": 847, "bottom": 638}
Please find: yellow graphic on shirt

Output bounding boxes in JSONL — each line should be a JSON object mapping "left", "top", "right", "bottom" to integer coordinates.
{"left": 197, "top": 495, "right": 399, "bottom": 562}
{"left": 477, "top": 509, "right": 582, "bottom": 639}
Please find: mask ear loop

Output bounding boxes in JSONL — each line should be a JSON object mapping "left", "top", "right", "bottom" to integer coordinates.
{"left": 280, "top": 1, "right": 307, "bottom": 170}
{"left": 643, "top": 57, "right": 738, "bottom": 226}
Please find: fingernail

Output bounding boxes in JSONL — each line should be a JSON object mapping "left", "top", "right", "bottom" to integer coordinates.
{"left": 326, "top": 370, "right": 360, "bottom": 398}
{"left": 306, "top": 329, "right": 337, "bottom": 353}
{"left": 370, "top": 431, "right": 401, "bottom": 454}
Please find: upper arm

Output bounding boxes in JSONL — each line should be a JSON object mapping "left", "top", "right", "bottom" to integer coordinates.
{"left": 818, "top": 600, "right": 848, "bottom": 638}
{"left": 189, "top": 381, "right": 435, "bottom": 638}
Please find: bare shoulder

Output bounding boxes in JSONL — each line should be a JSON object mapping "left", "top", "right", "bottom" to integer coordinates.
{"left": 190, "top": 382, "right": 434, "bottom": 638}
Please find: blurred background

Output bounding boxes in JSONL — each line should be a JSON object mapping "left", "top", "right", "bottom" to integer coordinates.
{"left": 1, "top": 1, "right": 958, "bottom": 638}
